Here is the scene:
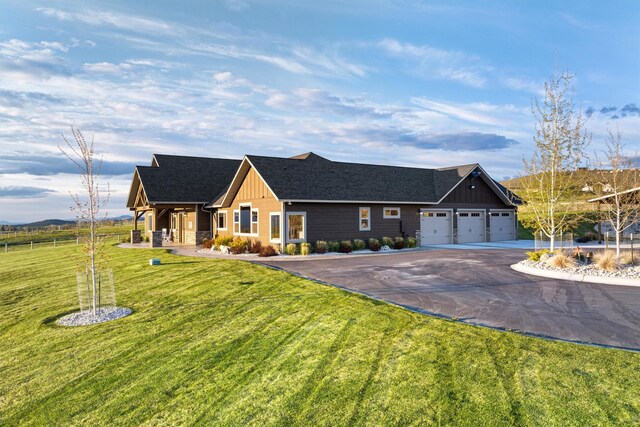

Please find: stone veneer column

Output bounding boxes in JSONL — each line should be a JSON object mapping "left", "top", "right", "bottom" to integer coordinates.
{"left": 194, "top": 231, "right": 211, "bottom": 245}
{"left": 131, "top": 229, "right": 142, "bottom": 244}
{"left": 150, "top": 231, "right": 163, "bottom": 247}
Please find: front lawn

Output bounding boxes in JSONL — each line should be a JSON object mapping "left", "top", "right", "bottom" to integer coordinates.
{"left": 0, "top": 245, "right": 638, "bottom": 425}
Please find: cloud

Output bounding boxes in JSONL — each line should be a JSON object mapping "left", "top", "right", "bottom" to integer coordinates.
{"left": 619, "top": 103, "right": 640, "bottom": 117}
{"left": 0, "top": 186, "right": 55, "bottom": 198}
{"left": 0, "top": 154, "right": 133, "bottom": 176}
{"left": 584, "top": 103, "right": 639, "bottom": 119}
{"left": 224, "top": 0, "right": 249, "bottom": 11}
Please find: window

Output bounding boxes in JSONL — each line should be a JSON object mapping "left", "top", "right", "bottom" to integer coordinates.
{"left": 491, "top": 212, "right": 500, "bottom": 217}
{"left": 502, "top": 212, "right": 510, "bottom": 217}
{"left": 383, "top": 207, "right": 401, "bottom": 219}
{"left": 359, "top": 207, "right": 371, "bottom": 231}
{"left": 240, "top": 206, "right": 251, "bottom": 233}
{"left": 459, "top": 212, "right": 469, "bottom": 217}
{"left": 287, "top": 212, "right": 305, "bottom": 242}
{"left": 470, "top": 212, "right": 481, "bottom": 217}
{"left": 251, "top": 209, "right": 258, "bottom": 234}
{"left": 217, "top": 211, "right": 227, "bottom": 230}
{"left": 233, "top": 210, "right": 240, "bottom": 233}
{"left": 436, "top": 212, "right": 447, "bottom": 217}
{"left": 270, "top": 213, "right": 281, "bottom": 241}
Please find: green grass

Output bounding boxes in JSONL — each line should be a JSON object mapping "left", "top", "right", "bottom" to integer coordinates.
{"left": 517, "top": 210, "right": 600, "bottom": 240}
{"left": 1, "top": 245, "right": 638, "bottom": 425}
{"left": 0, "top": 224, "right": 139, "bottom": 245}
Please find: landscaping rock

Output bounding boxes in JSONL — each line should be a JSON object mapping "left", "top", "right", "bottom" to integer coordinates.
{"left": 57, "top": 307, "right": 132, "bottom": 327}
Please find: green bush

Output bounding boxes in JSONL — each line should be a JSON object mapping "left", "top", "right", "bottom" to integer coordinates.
{"left": 122, "top": 235, "right": 131, "bottom": 243}
{"left": 393, "top": 237, "right": 405, "bottom": 250}
{"left": 214, "top": 235, "right": 234, "bottom": 249}
{"left": 327, "top": 240, "right": 340, "bottom": 252}
{"left": 368, "top": 238, "right": 381, "bottom": 251}
{"left": 315, "top": 240, "right": 328, "bottom": 254}
{"left": 526, "top": 249, "right": 550, "bottom": 262}
{"left": 229, "top": 238, "right": 248, "bottom": 255}
{"left": 339, "top": 240, "right": 352, "bottom": 253}
{"left": 258, "top": 245, "right": 278, "bottom": 257}
{"left": 406, "top": 237, "right": 417, "bottom": 248}
{"left": 382, "top": 237, "right": 394, "bottom": 248}
{"left": 353, "top": 239, "right": 366, "bottom": 251}
{"left": 285, "top": 243, "right": 298, "bottom": 255}
{"left": 300, "top": 242, "right": 312, "bottom": 256}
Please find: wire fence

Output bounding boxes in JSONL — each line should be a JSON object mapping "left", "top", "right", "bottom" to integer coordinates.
{"left": 1, "top": 234, "right": 129, "bottom": 253}
{"left": 534, "top": 232, "right": 574, "bottom": 251}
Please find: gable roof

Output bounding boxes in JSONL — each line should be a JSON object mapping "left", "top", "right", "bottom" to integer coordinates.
{"left": 127, "top": 154, "right": 241, "bottom": 207}
{"left": 213, "top": 152, "right": 517, "bottom": 207}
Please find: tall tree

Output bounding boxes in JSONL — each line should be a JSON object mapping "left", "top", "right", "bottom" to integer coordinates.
{"left": 59, "top": 127, "right": 110, "bottom": 315}
{"left": 520, "top": 68, "right": 590, "bottom": 251}
{"left": 595, "top": 128, "right": 639, "bottom": 259}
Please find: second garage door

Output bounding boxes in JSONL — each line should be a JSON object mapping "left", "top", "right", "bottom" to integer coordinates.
{"left": 457, "top": 210, "right": 485, "bottom": 243}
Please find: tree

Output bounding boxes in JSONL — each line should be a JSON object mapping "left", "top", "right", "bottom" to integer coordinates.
{"left": 595, "top": 128, "right": 639, "bottom": 260}
{"left": 59, "top": 127, "right": 110, "bottom": 315}
{"left": 520, "top": 68, "right": 590, "bottom": 251}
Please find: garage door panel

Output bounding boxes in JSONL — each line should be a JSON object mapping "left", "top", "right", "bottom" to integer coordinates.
{"left": 420, "top": 211, "right": 451, "bottom": 245}
{"left": 457, "top": 211, "right": 485, "bottom": 243}
{"left": 490, "top": 211, "right": 515, "bottom": 241}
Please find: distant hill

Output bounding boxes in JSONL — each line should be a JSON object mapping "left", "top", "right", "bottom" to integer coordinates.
{"left": 19, "top": 219, "right": 76, "bottom": 228}
{"left": 500, "top": 169, "right": 638, "bottom": 194}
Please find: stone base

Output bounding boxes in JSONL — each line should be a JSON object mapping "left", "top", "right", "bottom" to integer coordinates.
{"left": 185, "top": 231, "right": 211, "bottom": 245}
{"left": 150, "top": 231, "right": 163, "bottom": 247}
{"left": 131, "top": 229, "right": 142, "bottom": 244}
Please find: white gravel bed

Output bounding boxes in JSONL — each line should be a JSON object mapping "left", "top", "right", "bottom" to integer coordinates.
{"left": 517, "top": 260, "right": 640, "bottom": 280}
{"left": 57, "top": 307, "right": 132, "bottom": 327}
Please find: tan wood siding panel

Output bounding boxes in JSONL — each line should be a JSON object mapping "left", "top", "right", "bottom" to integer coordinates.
{"left": 237, "top": 168, "right": 273, "bottom": 201}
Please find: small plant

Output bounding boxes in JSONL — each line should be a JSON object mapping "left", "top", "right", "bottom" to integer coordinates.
{"left": 406, "top": 237, "right": 417, "bottom": 248}
{"left": 620, "top": 251, "right": 639, "bottom": 266}
{"left": 594, "top": 250, "right": 618, "bottom": 271}
{"left": 393, "top": 237, "right": 405, "bottom": 250}
{"left": 285, "top": 243, "right": 298, "bottom": 255}
{"left": 315, "top": 240, "right": 328, "bottom": 254}
{"left": 526, "top": 249, "right": 550, "bottom": 262}
{"left": 229, "top": 238, "right": 248, "bottom": 255}
{"left": 258, "top": 245, "right": 278, "bottom": 257}
{"left": 353, "top": 239, "right": 366, "bottom": 251}
{"left": 382, "top": 236, "right": 394, "bottom": 247}
{"left": 214, "top": 235, "right": 234, "bottom": 249}
{"left": 122, "top": 235, "right": 131, "bottom": 243}
{"left": 300, "top": 242, "right": 312, "bottom": 256}
{"left": 546, "top": 250, "right": 577, "bottom": 269}
{"left": 327, "top": 240, "right": 340, "bottom": 252}
{"left": 249, "top": 240, "right": 262, "bottom": 254}
{"left": 368, "top": 238, "right": 381, "bottom": 252}
{"left": 339, "top": 240, "right": 353, "bottom": 253}
{"left": 202, "top": 238, "right": 215, "bottom": 249}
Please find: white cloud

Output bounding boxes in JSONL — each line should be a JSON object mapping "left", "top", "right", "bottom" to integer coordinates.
{"left": 224, "top": 0, "right": 249, "bottom": 11}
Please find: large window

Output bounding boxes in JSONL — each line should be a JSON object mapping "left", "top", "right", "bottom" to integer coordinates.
{"left": 383, "top": 207, "right": 401, "bottom": 219}
{"left": 240, "top": 206, "right": 251, "bottom": 233}
{"left": 359, "top": 207, "right": 371, "bottom": 231}
{"left": 235, "top": 205, "right": 258, "bottom": 235}
{"left": 270, "top": 213, "right": 281, "bottom": 241}
{"left": 217, "top": 211, "right": 227, "bottom": 230}
{"left": 287, "top": 212, "right": 305, "bottom": 242}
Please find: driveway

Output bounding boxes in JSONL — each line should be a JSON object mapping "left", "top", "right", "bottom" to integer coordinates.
{"left": 257, "top": 249, "right": 640, "bottom": 350}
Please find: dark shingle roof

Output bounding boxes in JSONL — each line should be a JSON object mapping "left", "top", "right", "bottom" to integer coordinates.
{"left": 129, "top": 154, "right": 240, "bottom": 206}
{"left": 244, "top": 154, "right": 483, "bottom": 203}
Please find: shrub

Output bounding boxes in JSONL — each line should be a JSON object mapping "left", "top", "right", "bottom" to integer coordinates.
{"left": 202, "top": 238, "right": 215, "bottom": 249}
{"left": 285, "top": 243, "right": 298, "bottom": 255}
{"left": 258, "top": 245, "right": 278, "bottom": 257}
{"left": 339, "top": 240, "right": 353, "bottom": 253}
{"left": 368, "top": 238, "right": 381, "bottom": 252}
{"left": 229, "top": 238, "right": 248, "bottom": 255}
{"left": 214, "top": 235, "right": 234, "bottom": 249}
{"left": 315, "top": 240, "right": 328, "bottom": 254}
{"left": 327, "top": 240, "right": 340, "bottom": 253}
{"left": 595, "top": 250, "right": 618, "bottom": 271}
{"left": 353, "top": 239, "right": 366, "bottom": 251}
{"left": 393, "top": 237, "right": 405, "bottom": 250}
{"left": 382, "top": 237, "right": 394, "bottom": 247}
{"left": 406, "top": 237, "right": 417, "bottom": 248}
{"left": 249, "top": 240, "right": 262, "bottom": 254}
{"left": 546, "top": 250, "right": 577, "bottom": 269}
{"left": 620, "top": 251, "right": 639, "bottom": 266}
{"left": 300, "top": 242, "right": 312, "bottom": 256}
{"left": 526, "top": 249, "right": 550, "bottom": 262}
{"left": 122, "top": 235, "right": 131, "bottom": 243}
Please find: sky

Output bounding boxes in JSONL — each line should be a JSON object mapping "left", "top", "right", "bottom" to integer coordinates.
{"left": 0, "top": 0, "right": 639, "bottom": 223}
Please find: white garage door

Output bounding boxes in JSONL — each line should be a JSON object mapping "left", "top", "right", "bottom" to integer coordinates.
{"left": 457, "top": 210, "right": 485, "bottom": 243}
{"left": 420, "top": 211, "right": 452, "bottom": 245}
{"left": 490, "top": 210, "right": 515, "bottom": 241}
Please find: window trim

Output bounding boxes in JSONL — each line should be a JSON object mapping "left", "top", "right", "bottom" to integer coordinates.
{"left": 359, "top": 207, "right": 371, "bottom": 231}
{"left": 217, "top": 210, "right": 227, "bottom": 231}
{"left": 235, "top": 203, "right": 259, "bottom": 237}
{"left": 233, "top": 209, "right": 240, "bottom": 234}
{"left": 269, "top": 212, "right": 281, "bottom": 243}
{"left": 286, "top": 211, "right": 306, "bottom": 243}
{"left": 383, "top": 207, "right": 401, "bottom": 219}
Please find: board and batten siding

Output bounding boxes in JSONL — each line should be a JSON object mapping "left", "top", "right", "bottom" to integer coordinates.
{"left": 215, "top": 167, "right": 281, "bottom": 244}
{"left": 285, "top": 203, "right": 421, "bottom": 244}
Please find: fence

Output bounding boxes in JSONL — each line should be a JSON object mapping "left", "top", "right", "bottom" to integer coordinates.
{"left": 534, "top": 232, "right": 574, "bottom": 251}
{"left": 1, "top": 234, "right": 129, "bottom": 253}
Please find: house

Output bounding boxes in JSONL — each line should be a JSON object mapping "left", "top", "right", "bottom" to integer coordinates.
{"left": 127, "top": 152, "right": 521, "bottom": 248}
{"left": 126, "top": 154, "right": 240, "bottom": 245}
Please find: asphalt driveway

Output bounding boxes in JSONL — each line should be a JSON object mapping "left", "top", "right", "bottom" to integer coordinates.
{"left": 257, "top": 249, "right": 640, "bottom": 350}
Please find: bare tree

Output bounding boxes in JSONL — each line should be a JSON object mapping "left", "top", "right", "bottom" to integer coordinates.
{"left": 594, "top": 128, "right": 639, "bottom": 259}
{"left": 520, "top": 68, "right": 590, "bottom": 251}
{"left": 59, "top": 127, "right": 110, "bottom": 315}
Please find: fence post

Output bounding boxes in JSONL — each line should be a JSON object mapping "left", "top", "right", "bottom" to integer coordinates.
{"left": 118, "top": 234, "right": 121, "bottom": 243}
{"left": 31, "top": 241, "right": 33, "bottom": 250}
{"left": 605, "top": 232, "right": 609, "bottom": 250}
{"left": 54, "top": 239, "right": 56, "bottom": 247}
{"left": 631, "top": 234, "right": 634, "bottom": 265}
{"left": 4, "top": 243, "right": 7, "bottom": 253}
{"left": 77, "top": 237, "right": 79, "bottom": 245}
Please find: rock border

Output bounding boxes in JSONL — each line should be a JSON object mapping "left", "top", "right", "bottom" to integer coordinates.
{"left": 56, "top": 307, "right": 132, "bottom": 327}
{"left": 511, "top": 262, "right": 640, "bottom": 287}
